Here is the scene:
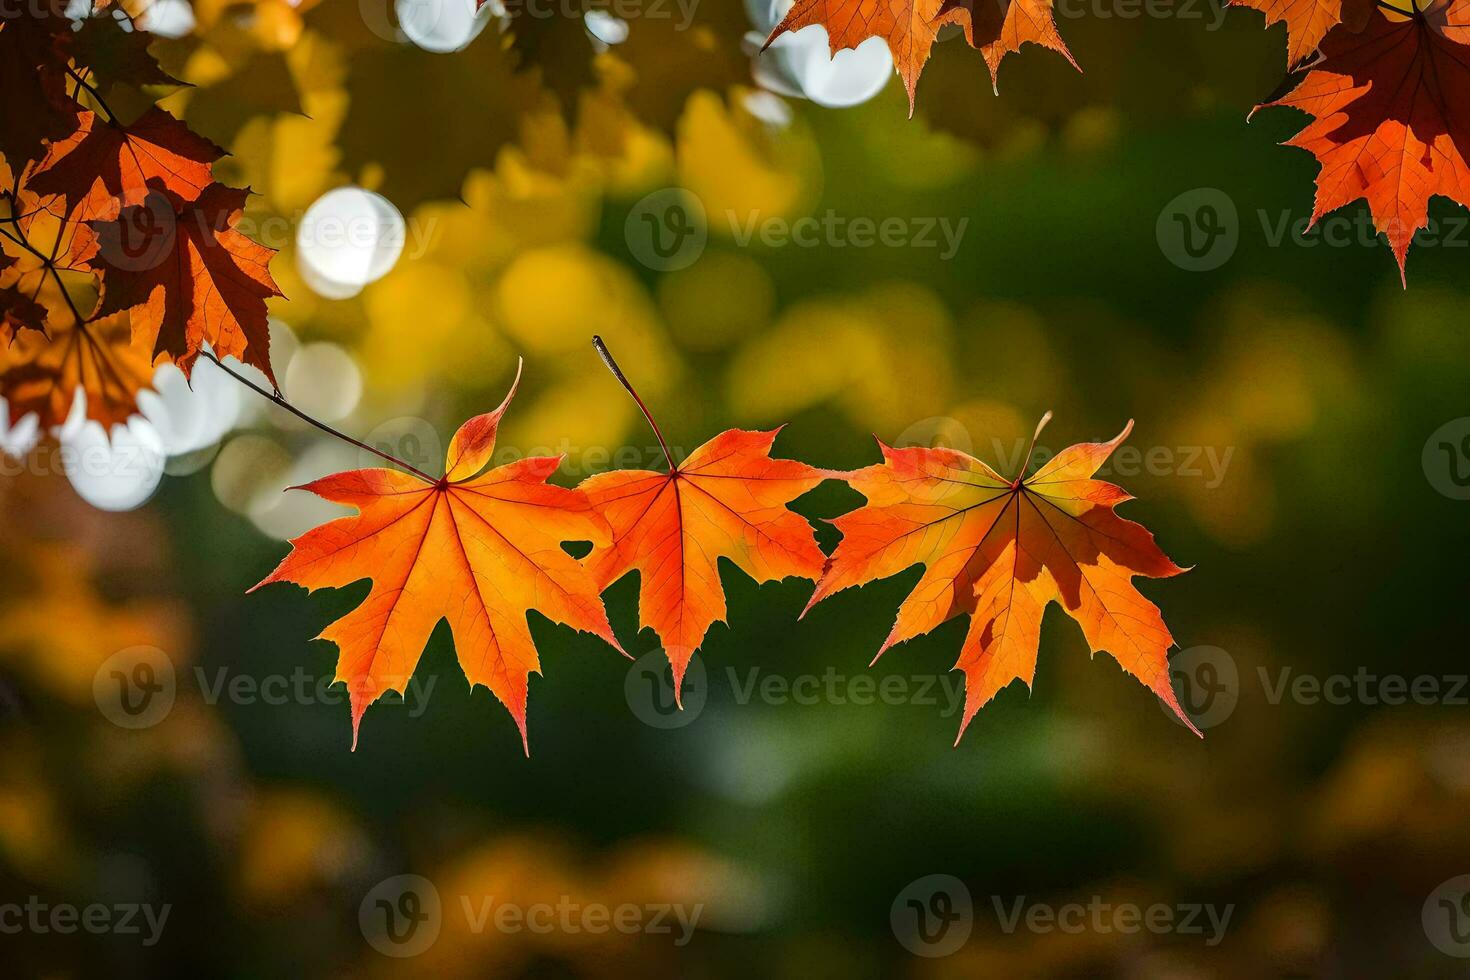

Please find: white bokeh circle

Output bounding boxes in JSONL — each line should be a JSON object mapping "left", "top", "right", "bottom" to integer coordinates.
{"left": 744, "top": 0, "right": 893, "bottom": 109}
{"left": 396, "top": 0, "right": 491, "bottom": 53}
{"left": 57, "top": 391, "right": 166, "bottom": 513}
{"left": 296, "top": 188, "right": 407, "bottom": 300}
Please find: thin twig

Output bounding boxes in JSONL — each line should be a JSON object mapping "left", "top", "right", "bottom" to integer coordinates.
{"left": 200, "top": 351, "right": 439, "bottom": 485}
{"left": 2, "top": 119, "right": 438, "bottom": 487}
{"left": 44, "top": 264, "right": 90, "bottom": 331}
{"left": 0, "top": 201, "right": 51, "bottom": 224}
{"left": 591, "top": 335, "right": 675, "bottom": 472}
{"left": 1016, "top": 411, "right": 1053, "bottom": 483}
{"left": 65, "top": 66, "right": 118, "bottom": 124}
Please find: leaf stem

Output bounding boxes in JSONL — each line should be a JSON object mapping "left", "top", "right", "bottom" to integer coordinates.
{"left": 1017, "top": 410, "right": 1052, "bottom": 483}
{"left": 0, "top": 193, "right": 56, "bottom": 263}
{"left": 199, "top": 351, "right": 439, "bottom": 485}
{"left": 591, "top": 335, "right": 675, "bottom": 472}
{"left": 65, "top": 66, "right": 118, "bottom": 125}
{"left": 45, "top": 263, "right": 89, "bottom": 333}
{"left": 0, "top": 190, "right": 82, "bottom": 340}
{"left": 7, "top": 179, "right": 435, "bottom": 486}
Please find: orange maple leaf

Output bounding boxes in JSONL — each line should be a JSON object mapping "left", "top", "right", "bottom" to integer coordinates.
{"left": 0, "top": 13, "right": 80, "bottom": 171}
{"left": 0, "top": 182, "right": 162, "bottom": 427}
{"left": 1233, "top": 0, "right": 1374, "bottom": 68}
{"left": 27, "top": 108, "right": 222, "bottom": 223}
{"left": 940, "top": 0, "right": 1079, "bottom": 90}
{"left": 763, "top": 0, "right": 1077, "bottom": 109}
{"left": 1, "top": 186, "right": 101, "bottom": 323}
{"left": 89, "top": 185, "right": 281, "bottom": 383}
{"left": 0, "top": 251, "right": 47, "bottom": 335}
{"left": 1257, "top": 0, "right": 1470, "bottom": 281}
{"left": 806, "top": 414, "right": 1197, "bottom": 741}
{"left": 578, "top": 338, "right": 827, "bottom": 697}
{"left": 252, "top": 364, "right": 624, "bottom": 752}
{"left": 0, "top": 311, "right": 153, "bottom": 429}
{"left": 0, "top": 282, "right": 46, "bottom": 335}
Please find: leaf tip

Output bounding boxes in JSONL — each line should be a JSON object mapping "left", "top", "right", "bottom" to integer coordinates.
{"left": 952, "top": 707, "right": 977, "bottom": 748}
{"left": 350, "top": 706, "right": 364, "bottom": 752}
{"left": 604, "top": 628, "right": 631, "bottom": 660}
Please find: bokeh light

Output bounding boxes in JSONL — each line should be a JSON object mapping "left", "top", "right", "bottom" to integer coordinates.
{"left": 745, "top": 0, "right": 892, "bottom": 108}
{"left": 296, "top": 187, "right": 408, "bottom": 300}
{"left": 396, "top": 0, "right": 492, "bottom": 53}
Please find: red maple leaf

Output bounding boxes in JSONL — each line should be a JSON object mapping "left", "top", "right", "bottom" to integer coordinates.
{"left": 88, "top": 185, "right": 280, "bottom": 382}
{"left": 0, "top": 7, "right": 80, "bottom": 170}
{"left": 0, "top": 282, "right": 47, "bottom": 336}
{"left": 252, "top": 365, "right": 624, "bottom": 751}
{"left": 807, "top": 415, "right": 1197, "bottom": 741}
{"left": 764, "top": 0, "right": 1077, "bottom": 109}
{"left": 28, "top": 108, "right": 222, "bottom": 224}
{"left": 1234, "top": 0, "right": 1375, "bottom": 67}
{"left": 1257, "top": 0, "right": 1470, "bottom": 280}
{"left": 577, "top": 338, "right": 827, "bottom": 695}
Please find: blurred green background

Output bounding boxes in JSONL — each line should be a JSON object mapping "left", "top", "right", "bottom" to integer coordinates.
{"left": 5, "top": 0, "right": 1470, "bottom": 976}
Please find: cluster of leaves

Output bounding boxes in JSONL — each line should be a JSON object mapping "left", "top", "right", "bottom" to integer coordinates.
{"left": 0, "top": 2, "right": 280, "bottom": 431}
{"left": 256, "top": 348, "right": 1197, "bottom": 752}
{"left": 306, "top": 0, "right": 750, "bottom": 211}
{"left": 766, "top": 0, "right": 1470, "bottom": 279}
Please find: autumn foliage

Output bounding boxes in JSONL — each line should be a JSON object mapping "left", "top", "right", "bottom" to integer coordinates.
{"left": 766, "top": 0, "right": 1470, "bottom": 277}
{"left": 6, "top": 0, "right": 1326, "bottom": 752}
{"left": 579, "top": 421, "right": 829, "bottom": 698}
{"left": 249, "top": 335, "right": 1195, "bottom": 751}
{"left": 1256, "top": 0, "right": 1470, "bottom": 281}
{"left": 804, "top": 415, "right": 1197, "bottom": 743}
{"left": 253, "top": 365, "right": 623, "bottom": 753}
{"left": 765, "top": 0, "right": 1078, "bottom": 108}
{"left": 0, "top": 2, "right": 281, "bottom": 432}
